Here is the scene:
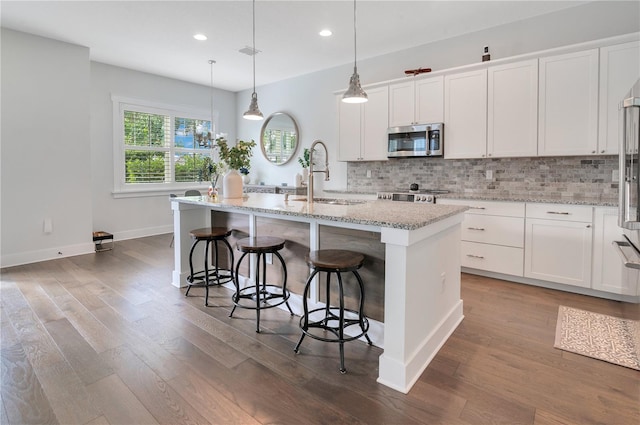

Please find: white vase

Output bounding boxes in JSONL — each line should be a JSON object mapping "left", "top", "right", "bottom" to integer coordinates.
{"left": 223, "top": 169, "right": 243, "bottom": 199}
{"left": 242, "top": 174, "right": 250, "bottom": 184}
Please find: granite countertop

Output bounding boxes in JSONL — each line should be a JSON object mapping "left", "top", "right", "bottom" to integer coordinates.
{"left": 324, "top": 190, "right": 618, "bottom": 207}
{"left": 174, "top": 193, "right": 468, "bottom": 231}
{"left": 436, "top": 193, "right": 618, "bottom": 207}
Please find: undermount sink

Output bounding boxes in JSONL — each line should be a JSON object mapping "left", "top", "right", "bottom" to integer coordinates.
{"left": 288, "top": 197, "right": 366, "bottom": 205}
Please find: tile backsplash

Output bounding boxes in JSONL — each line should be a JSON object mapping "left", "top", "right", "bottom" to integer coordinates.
{"left": 347, "top": 156, "right": 619, "bottom": 200}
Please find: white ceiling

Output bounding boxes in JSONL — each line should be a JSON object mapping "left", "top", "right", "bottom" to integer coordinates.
{"left": 1, "top": 0, "right": 590, "bottom": 92}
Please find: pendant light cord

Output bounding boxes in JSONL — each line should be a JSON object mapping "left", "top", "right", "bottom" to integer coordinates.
{"left": 353, "top": 0, "right": 357, "bottom": 70}
{"left": 209, "top": 59, "right": 215, "bottom": 136}
{"left": 252, "top": 0, "right": 256, "bottom": 94}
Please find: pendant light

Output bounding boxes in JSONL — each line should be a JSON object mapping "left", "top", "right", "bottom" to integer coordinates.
{"left": 342, "top": 0, "right": 368, "bottom": 103}
{"left": 196, "top": 59, "right": 217, "bottom": 148}
{"left": 243, "top": 0, "right": 264, "bottom": 120}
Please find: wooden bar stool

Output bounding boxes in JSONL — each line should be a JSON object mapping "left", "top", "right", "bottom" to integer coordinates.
{"left": 186, "top": 227, "right": 234, "bottom": 306}
{"left": 294, "top": 249, "right": 372, "bottom": 373}
{"left": 230, "top": 236, "right": 294, "bottom": 332}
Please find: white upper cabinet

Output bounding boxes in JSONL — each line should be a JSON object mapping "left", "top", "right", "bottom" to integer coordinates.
{"left": 338, "top": 85, "right": 389, "bottom": 162}
{"left": 599, "top": 40, "right": 640, "bottom": 155}
{"left": 444, "top": 69, "right": 488, "bottom": 159}
{"left": 538, "top": 49, "right": 599, "bottom": 156}
{"left": 389, "top": 76, "right": 444, "bottom": 127}
{"left": 487, "top": 59, "right": 538, "bottom": 158}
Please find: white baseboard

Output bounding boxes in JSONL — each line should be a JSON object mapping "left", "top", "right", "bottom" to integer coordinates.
{"left": 1, "top": 242, "right": 95, "bottom": 268}
{"left": 1, "top": 225, "right": 173, "bottom": 269}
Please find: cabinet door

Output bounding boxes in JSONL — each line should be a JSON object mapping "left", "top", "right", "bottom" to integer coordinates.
{"left": 525, "top": 218, "right": 593, "bottom": 287}
{"left": 538, "top": 49, "right": 599, "bottom": 156}
{"left": 415, "top": 76, "right": 444, "bottom": 124}
{"left": 388, "top": 81, "right": 415, "bottom": 127}
{"left": 337, "top": 96, "right": 363, "bottom": 161}
{"left": 487, "top": 59, "right": 538, "bottom": 158}
{"left": 444, "top": 69, "right": 487, "bottom": 159}
{"left": 592, "top": 207, "right": 638, "bottom": 295}
{"left": 599, "top": 41, "right": 640, "bottom": 155}
{"left": 362, "top": 86, "right": 389, "bottom": 161}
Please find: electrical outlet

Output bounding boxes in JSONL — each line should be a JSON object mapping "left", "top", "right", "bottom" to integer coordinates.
{"left": 366, "top": 169, "right": 372, "bottom": 178}
{"left": 486, "top": 170, "right": 493, "bottom": 180}
{"left": 612, "top": 169, "right": 619, "bottom": 182}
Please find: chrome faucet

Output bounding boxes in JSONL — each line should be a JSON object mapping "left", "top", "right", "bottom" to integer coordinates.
{"left": 307, "top": 139, "right": 330, "bottom": 204}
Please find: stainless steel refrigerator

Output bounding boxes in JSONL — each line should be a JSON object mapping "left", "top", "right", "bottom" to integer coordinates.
{"left": 615, "top": 78, "right": 640, "bottom": 277}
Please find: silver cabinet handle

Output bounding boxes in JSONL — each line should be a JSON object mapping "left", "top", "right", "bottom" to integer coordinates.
{"left": 546, "top": 211, "right": 570, "bottom": 215}
{"left": 467, "top": 227, "right": 485, "bottom": 231}
{"left": 470, "top": 207, "right": 486, "bottom": 210}
{"left": 466, "top": 254, "right": 484, "bottom": 259}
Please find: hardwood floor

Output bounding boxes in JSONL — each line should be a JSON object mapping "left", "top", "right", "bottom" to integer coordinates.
{"left": 1, "top": 234, "right": 638, "bottom": 424}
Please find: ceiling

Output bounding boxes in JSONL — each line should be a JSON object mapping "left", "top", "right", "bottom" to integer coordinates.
{"left": 1, "top": 1, "right": 590, "bottom": 92}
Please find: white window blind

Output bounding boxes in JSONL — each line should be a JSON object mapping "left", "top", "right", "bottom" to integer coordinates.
{"left": 112, "top": 96, "right": 217, "bottom": 196}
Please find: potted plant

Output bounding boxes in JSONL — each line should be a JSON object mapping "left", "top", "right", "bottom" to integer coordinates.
{"left": 297, "top": 147, "right": 312, "bottom": 184}
{"left": 215, "top": 136, "right": 256, "bottom": 199}
{"left": 200, "top": 157, "right": 221, "bottom": 185}
{"left": 298, "top": 148, "right": 311, "bottom": 169}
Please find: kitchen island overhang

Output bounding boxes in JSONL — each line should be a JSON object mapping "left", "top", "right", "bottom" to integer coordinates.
{"left": 171, "top": 193, "right": 468, "bottom": 394}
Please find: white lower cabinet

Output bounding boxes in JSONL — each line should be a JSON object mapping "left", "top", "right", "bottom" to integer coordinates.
{"left": 462, "top": 241, "right": 524, "bottom": 276}
{"left": 440, "top": 199, "right": 639, "bottom": 299}
{"left": 592, "top": 207, "right": 638, "bottom": 295}
{"left": 524, "top": 204, "right": 593, "bottom": 288}
{"left": 438, "top": 199, "right": 525, "bottom": 276}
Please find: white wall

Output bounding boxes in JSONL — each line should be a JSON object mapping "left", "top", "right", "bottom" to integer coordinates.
{"left": 90, "top": 62, "right": 237, "bottom": 240}
{"left": 1, "top": 29, "right": 93, "bottom": 267}
{"left": 2, "top": 1, "right": 639, "bottom": 267}
{"left": 236, "top": 0, "right": 640, "bottom": 192}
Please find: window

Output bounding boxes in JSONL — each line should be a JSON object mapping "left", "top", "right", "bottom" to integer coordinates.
{"left": 113, "top": 96, "right": 218, "bottom": 196}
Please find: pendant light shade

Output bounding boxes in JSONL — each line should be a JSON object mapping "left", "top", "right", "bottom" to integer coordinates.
{"left": 243, "top": 92, "right": 263, "bottom": 120}
{"left": 342, "top": 0, "right": 367, "bottom": 103}
{"left": 243, "top": 0, "right": 264, "bottom": 120}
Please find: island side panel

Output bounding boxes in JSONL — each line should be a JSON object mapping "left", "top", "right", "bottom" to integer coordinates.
{"left": 171, "top": 201, "right": 210, "bottom": 287}
{"left": 210, "top": 210, "right": 251, "bottom": 278}
{"left": 377, "top": 214, "right": 464, "bottom": 393}
{"left": 318, "top": 225, "right": 385, "bottom": 323}
{"left": 255, "top": 216, "right": 311, "bottom": 298}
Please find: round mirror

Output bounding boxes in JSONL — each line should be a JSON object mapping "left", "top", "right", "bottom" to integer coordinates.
{"left": 260, "top": 112, "right": 299, "bottom": 165}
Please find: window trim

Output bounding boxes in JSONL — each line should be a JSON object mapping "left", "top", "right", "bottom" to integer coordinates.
{"left": 111, "top": 95, "right": 218, "bottom": 197}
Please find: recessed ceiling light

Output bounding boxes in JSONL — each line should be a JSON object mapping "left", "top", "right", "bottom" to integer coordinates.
{"left": 319, "top": 29, "right": 332, "bottom": 37}
{"left": 193, "top": 34, "right": 207, "bottom": 41}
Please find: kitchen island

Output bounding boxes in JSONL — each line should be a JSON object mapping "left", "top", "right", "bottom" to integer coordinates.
{"left": 171, "top": 193, "right": 468, "bottom": 393}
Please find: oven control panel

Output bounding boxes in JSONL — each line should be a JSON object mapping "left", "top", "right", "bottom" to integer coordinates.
{"left": 376, "top": 192, "right": 435, "bottom": 204}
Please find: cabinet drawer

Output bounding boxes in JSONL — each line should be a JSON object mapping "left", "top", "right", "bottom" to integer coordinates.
{"left": 526, "top": 203, "right": 593, "bottom": 222}
{"left": 439, "top": 199, "right": 525, "bottom": 217}
{"left": 461, "top": 241, "right": 524, "bottom": 276}
{"left": 461, "top": 215, "right": 524, "bottom": 247}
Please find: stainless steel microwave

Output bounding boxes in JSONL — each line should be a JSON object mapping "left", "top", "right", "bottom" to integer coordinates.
{"left": 387, "top": 123, "right": 444, "bottom": 158}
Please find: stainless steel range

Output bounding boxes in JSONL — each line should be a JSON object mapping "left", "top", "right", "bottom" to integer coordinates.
{"left": 376, "top": 189, "right": 449, "bottom": 204}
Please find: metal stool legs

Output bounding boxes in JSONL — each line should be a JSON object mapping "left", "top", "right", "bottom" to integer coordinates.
{"left": 230, "top": 249, "right": 294, "bottom": 333}
{"left": 186, "top": 236, "right": 234, "bottom": 306}
{"left": 294, "top": 267, "right": 372, "bottom": 374}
